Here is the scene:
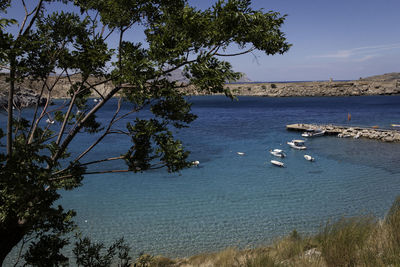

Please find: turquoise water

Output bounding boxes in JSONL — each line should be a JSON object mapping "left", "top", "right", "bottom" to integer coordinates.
{"left": 4, "top": 95, "right": 400, "bottom": 260}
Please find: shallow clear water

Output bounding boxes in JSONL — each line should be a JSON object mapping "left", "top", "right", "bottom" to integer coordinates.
{"left": 4, "top": 95, "right": 400, "bottom": 260}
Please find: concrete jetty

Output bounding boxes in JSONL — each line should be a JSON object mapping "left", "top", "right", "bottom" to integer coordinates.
{"left": 286, "top": 123, "right": 400, "bottom": 142}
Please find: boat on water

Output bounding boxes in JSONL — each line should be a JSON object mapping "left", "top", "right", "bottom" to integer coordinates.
{"left": 304, "top": 155, "right": 315, "bottom": 161}
{"left": 301, "top": 129, "right": 325, "bottom": 137}
{"left": 271, "top": 160, "right": 284, "bottom": 167}
{"left": 287, "top": 140, "right": 307, "bottom": 150}
{"left": 269, "top": 149, "right": 286, "bottom": 158}
{"left": 237, "top": 152, "right": 245, "bottom": 156}
{"left": 391, "top": 124, "right": 400, "bottom": 127}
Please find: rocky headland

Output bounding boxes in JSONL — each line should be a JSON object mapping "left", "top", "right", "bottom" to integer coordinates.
{"left": 223, "top": 78, "right": 400, "bottom": 97}
{"left": 1, "top": 73, "right": 400, "bottom": 108}
{"left": 287, "top": 123, "right": 400, "bottom": 142}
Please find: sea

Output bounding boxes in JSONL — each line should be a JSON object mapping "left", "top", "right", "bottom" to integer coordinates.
{"left": 3, "top": 95, "right": 400, "bottom": 261}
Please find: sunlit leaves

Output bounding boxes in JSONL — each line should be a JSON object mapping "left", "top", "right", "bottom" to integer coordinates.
{"left": 186, "top": 57, "right": 240, "bottom": 96}
{"left": 0, "top": 0, "right": 291, "bottom": 262}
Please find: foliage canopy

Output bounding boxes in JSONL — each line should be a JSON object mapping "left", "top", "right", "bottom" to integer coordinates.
{"left": 0, "top": 0, "right": 290, "bottom": 265}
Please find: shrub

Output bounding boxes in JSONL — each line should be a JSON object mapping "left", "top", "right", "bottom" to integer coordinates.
{"left": 73, "top": 237, "right": 131, "bottom": 267}
{"left": 135, "top": 254, "right": 154, "bottom": 267}
{"left": 152, "top": 256, "right": 176, "bottom": 267}
{"left": 261, "top": 85, "right": 267, "bottom": 90}
{"left": 318, "top": 216, "right": 375, "bottom": 267}
{"left": 214, "top": 247, "right": 241, "bottom": 267}
{"left": 386, "top": 196, "right": 400, "bottom": 248}
{"left": 244, "top": 251, "right": 280, "bottom": 267}
{"left": 271, "top": 83, "right": 277, "bottom": 88}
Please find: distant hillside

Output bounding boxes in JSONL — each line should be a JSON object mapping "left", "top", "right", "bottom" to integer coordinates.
{"left": 230, "top": 72, "right": 252, "bottom": 83}
{"left": 164, "top": 69, "right": 251, "bottom": 84}
{"left": 360, "top": 72, "right": 400, "bottom": 82}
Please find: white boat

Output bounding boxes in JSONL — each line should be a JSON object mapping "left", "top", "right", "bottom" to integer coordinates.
{"left": 191, "top": 160, "right": 200, "bottom": 166}
{"left": 301, "top": 131, "right": 313, "bottom": 137}
{"left": 237, "top": 152, "right": 245, "bottom": 156}
{"left": 271, "top": 160, "right": 284, "bottom": 167}
{"left": 302, "top": 129, "right": 325, "bottom": 137}
{"left": 269, "top": 149, "right": 286, "bottom": 158}
{"left": 287, "top": 139, "right": 307, "bottom": 150}
{"left": 304, "top": 155, "right": 315, "bottom": 161}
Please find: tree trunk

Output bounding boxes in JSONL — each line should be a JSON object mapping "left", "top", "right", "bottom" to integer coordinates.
{"left": 0, "top": 222, "right": 25, "bottom": 266}
{"left": 6, "top": 58, "right": 16, "bottom": 158}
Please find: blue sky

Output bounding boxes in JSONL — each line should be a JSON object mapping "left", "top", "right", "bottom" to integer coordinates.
{"left": 210, "top": 0, "right": 400, "bottom": 81}
{"left": 3, "top": 0, "right": 400, "bottom": 81}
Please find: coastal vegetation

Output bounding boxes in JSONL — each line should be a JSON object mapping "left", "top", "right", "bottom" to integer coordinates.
{"left": 93, "top": 196, "right": 400, "bottom": 267}
{"left": 0, "top": 0, "right": 291, "bottom": 265}
{"left": 18, "top": 196, "right": 400, "bottom": 266}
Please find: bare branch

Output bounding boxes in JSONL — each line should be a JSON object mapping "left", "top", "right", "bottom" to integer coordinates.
{"left": 214, "top": 47, "right": 255, "bottom": 57}
{"left": 74, "top": 98, "right": 123, "bottom": 162}
{"left": 26, "top": 80, "right": 47, "bottom": 144}
{"left": 17, "top": 0, "right": 30, "bottom": 38}
{"left": 21, "top": 0, "right": 44, "bottom": 37}
{"left": 80, "top": 155, "right": 125, "bottom": 167}
{"left": 51, "top": 84, "right": 122, "bottom": 165}
{"left": 55, "top": 91, "right": 76, "bottom": 145}
{"left": 84, "top": 80, "right": 105, "bottom": 99}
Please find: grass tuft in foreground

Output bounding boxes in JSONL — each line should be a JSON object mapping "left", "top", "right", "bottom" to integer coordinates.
{"left": 130, "top": 196, "right": 400, "bottom": 267}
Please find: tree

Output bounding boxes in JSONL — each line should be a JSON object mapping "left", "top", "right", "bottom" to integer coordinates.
{"left": 0, "top": 0, "right": 290, "bottom": 264}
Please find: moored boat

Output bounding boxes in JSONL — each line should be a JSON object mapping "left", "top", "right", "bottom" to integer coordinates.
{"left": 304, "top": 155, "right": 315, "bottom": 161}
{"left": 269, "top": 149, "right": 286, "bottom": 158}
{"left": 287, "top": 139, "right": 307, "bottom": 150}
{"left": 302, "top": 129, "right": 325, "bottom": 137}
{"left": 271, "top": 160, "right": 284, "bottom": 167}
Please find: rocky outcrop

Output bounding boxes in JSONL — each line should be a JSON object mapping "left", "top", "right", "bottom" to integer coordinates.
{"left": 1, "top": 73, "right": 400, "bottom": 100}
{"left": 225, "top": 80, "right": 400, "bottom": 97}
{"left": 0, "top": 87, "right": 47, "bottom": 108}
{"left": 287, "top": 123, "right": 400, "bottom": 142}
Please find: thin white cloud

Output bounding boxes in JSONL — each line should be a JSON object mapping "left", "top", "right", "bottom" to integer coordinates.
{"left": 314, "top": 43, "right": 400, "bottom": 60}
{"left": 354, "top": 54, "right": 378, "bottom": 62}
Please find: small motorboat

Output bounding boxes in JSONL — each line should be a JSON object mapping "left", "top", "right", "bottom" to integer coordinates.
{"left": 304, "top": 155, "right": 315, "bottom": 161}
{"left": 192, "top": 160, "right": 200, "bottom": 167}
{"left": 301, "top": 131, "right": 313, "bottom": 137}
{"left": 269, "top": 149, "right": 286, "bottom": 158}
{"left": 237, "top": 152, "right": 245, "bottom": 156}
{"left": 287, "top": 140, "right": 307, "bottom": 150}
{"left": 271, "top": 160, "right": 284, "bottom": 167}
{"left": 302, "top": 129, "right": 325, "bottom": 137}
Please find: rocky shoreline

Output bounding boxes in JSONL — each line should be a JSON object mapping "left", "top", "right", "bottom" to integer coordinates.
{"left": 1, "top": 73, "right": 400, "bottom": 105}
{"left": 223, "top": 79, "right": 400, "bottom": 97}
{"left": 0, "top": 87, "right": 47, "bottom": 109}
{"left": 287, "top": 123, "right": 400, "bottom": 142}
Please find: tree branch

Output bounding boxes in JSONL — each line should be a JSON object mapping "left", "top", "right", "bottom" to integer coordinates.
{"left": 214, "top": 47, "right": 255, "bottom": 57}
{"left": 51, "top": 85, "right": 122, "bottom": 165}
{"left": 74, "top": 98, "right": 123, "bottom": 162}
{"left": 21, "top": 0, "right": 44, "bottom": 37}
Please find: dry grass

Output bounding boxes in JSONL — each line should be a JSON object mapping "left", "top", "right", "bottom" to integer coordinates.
{"left": 132, "top": 196, "right": 400, "bottom": 267}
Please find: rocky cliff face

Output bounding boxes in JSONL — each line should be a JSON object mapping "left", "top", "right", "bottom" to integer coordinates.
{"left": 224, "top": 80, "right": 400, "bottom": 97}
{"left": 1, "top": 73, "right": 400, "bottom": 101}
{"left": 0, "top": 87, "right": 47, "bottom": 108}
